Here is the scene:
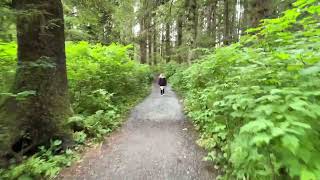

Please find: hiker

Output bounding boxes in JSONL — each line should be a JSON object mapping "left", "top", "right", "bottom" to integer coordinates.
{"left": 158, "top": 73, "right": 167, "bottom": 96}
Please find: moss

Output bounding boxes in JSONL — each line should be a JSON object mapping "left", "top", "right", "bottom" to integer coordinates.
{"left": 0, "top": 59, "right": 72, "bottom": 166}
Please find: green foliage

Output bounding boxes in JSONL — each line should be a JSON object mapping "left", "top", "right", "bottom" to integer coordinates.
{"left": 0, "top": 140, "right": 76, "bottom": 179}
{"left": 72, "top": 131, "right": 87, "bottom": 144}
{"left": 167, "top": 1, "right": 320, "bottom": 179}
{"left": 68, "top": 110, "right": 120, "bottom": 141}
{"left": 0, "top": 2, "right": 15, "bottom": 42}
{"left": 66, "top": 41, "right": 152, "bottom": 114}
{"left": 63, "top": 0, "right": 135, "bottom": 45}
{"left": 1, "top": 91, "right": 36, "bottom": 102}
{"left": 0, "top": 41, "right": 16, "bottom": 94}
{"left": 0, "top": 41, "right": 152, "bottom": 179}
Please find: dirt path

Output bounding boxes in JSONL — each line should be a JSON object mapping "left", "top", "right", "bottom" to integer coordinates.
{"left": 58, "top": 85, "right": 216, "bottom": 180}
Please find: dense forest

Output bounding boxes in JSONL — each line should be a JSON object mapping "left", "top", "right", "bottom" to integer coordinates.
{"left": 0, "top": 0, "right": 319, "bottom": 179}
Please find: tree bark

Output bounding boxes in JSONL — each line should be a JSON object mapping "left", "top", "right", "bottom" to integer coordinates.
{"left": 147, "top": 16, "right": 152, "bottom": 65}
{"left": 147, "top": 29, "right": 153, "bottom": 65}
{"left": 223, "top": 0, "right": 230, "bottom": 45}
{"left": 165, "top": 23, "right": 171, "bottom": 63}
{"left": 139, "top": 17, "right": 147, "bottom": 64}
{"left": 249, "top": 0, "right": 273, "bottom": 27}
{"left": 160, "top": 26, "right": 165, "bottom": 59}
{"left": 176, "top": 16, "right": 183, "bottom": 63}
{"left": 176, "top": 17, "right": 183, "bottom": 47}
{"left": 152, "top": 20, "right": 158, "bottom": 65}
{"left": 241, "top": 0, "right": 249, "bottom": 33}
{"left": 0, "top": 0, "right": 71, "bottom": 164}
{"left": 230, "top": 0, "right": 238, "bottom": 42}
{"left": 185, "top": 0, "right": 198, "bottom": 64}
{"left": 208, "top": 0, "right": 218, "bottom": 47}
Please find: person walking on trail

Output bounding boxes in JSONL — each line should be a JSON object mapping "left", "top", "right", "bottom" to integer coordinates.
{"left": 158, "top": 73, "right": 167, "bottom": 96}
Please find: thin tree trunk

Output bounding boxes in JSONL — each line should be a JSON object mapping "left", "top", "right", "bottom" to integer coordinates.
{"left": 152, "top": 20, "right": 157, "bottom": 65}
{"left": 176, "top": 16, "right": 183, "bottom": 63}
{"left": 211, "top": 0, "right": 217, "bottom": 47}
{"left": 161, "top": 25, "right": 165, "bottom": 59}
{"left": 139, "top": 18, "right": 147, "bottom": 64}
{"left": 165, "top": 23, "right": 171, "bottom": 63}
{"left": 231, "top": 0, "right": 237, "bottom": 42}
{"left": 207, "top": 5, "right": 212, "bottom": 37}
{"left": 147, "top": 16, "right": 152, "bottom": 65}
{"left": 185, "top": 0, "right": 198, "bottom": 64}
{"left": 148, "top": 31, "right": 152, "bottom": 65}
{"left": 223, "top": 0, "right": 230, "bottom": 45}
{"left": 242, "top": 0, "right": 249, "bottom": 33}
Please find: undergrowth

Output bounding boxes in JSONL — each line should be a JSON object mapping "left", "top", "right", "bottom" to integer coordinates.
{"left": 166, "top": 1, "right": 320, "bottom": 179}
{"left": 0, "top": 42, "right": 152, "bottom": 179}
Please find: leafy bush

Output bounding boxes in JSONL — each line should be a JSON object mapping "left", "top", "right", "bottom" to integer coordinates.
{"left": 66, "top": 41, "right": 152, "bottom": 113}
{"left": 65, "top": 41, "right": 152, "bottom": 142}
{"left": 0, "top": 140, "right": 76, "bottom": 179}
{"left": 0, "top": 41, "right": 152, "bottom": 179}
{"left": 68, "top": 110, "right": 120, "bottom": 140}
{"left": 167, "top": 1, "right": 320, "bottom": 179}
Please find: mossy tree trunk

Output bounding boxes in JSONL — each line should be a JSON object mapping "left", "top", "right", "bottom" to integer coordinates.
{"left": 0, "top": 0, "right": 71, "bottom": 165}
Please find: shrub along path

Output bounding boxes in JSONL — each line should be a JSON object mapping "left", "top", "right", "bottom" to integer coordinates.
{"left": 58, "top": 84, "right": 216, "bottom": 180}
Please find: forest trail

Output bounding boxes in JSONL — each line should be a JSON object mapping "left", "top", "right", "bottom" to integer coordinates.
{"left": 58, "top": 84, "right": 216, "bottom": 180}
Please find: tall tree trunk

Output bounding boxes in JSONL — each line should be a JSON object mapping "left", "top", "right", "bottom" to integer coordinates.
{"left": 100, "top": 11, "right": 113, "bottom": 44}
{"left": 150, "top": 0, "right": 161, "bottom": 65}
{"left": 211, "top": 0, "right": 218, "bottom": 47}
{"left": 161, "top": 26, "right": 165, "bottom": 59}
{"left": 223, "top": 0, "right": 230, "bottom": 45}
{"left": 185, "top": 0, "right": 198, "bottom": 64}
{"left": 1, "top": 0, "right": 71, "bottom": 164}
{"left": 207, "top": 5, "right": 213, "bottom": 36}
{"left": 193, "top": 0, "right": 198, "bottom": 47}
{"left": 176, "top": 17, "right": 183, "bottom": 47}
{"left": 152, "top": 20, "right": 158, "bottom": 65}
{"left": 241, "top": 0, "right": 249, "bottom": 33}
{"left": 230, "top": 0, "right": 237, "bottom": 42}
{"left": 146, "top": 15, "right": 152, "bottom": 65}
{"left": 176, "top": 16, "right": 183, "bottom": 63}
{"left": 139, "top": 18, "right": 147, "bottom": 64}
{"left": 165, "top": 23, "right": 171, "bottom": 63}
{"left": 147, "top": 30, "right": 152, "bottom": 65}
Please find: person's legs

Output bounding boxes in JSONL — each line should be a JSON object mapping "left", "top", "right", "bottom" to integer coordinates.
{"left": 160, "top": 86, "right": 164, "bottom": 95}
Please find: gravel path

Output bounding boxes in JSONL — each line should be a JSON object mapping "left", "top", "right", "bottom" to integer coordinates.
{"left": 58, "top": 85, "right": 216, "bottom": 180}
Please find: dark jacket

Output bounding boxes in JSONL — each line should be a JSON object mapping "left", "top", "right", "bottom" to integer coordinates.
{"left": 158, "top": 77, "right": 167, "bottom": 86}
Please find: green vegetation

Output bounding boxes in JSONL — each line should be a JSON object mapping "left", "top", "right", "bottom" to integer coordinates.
{"left": 0, "top": 42, "right": 151, "bottom": 179}
{"left": 166, "top": 1, "right": 320, "bottom": 179}
{"left": 0, "top": 140, "right": 76, "bottom": 179}
{"left": 0, "top": 42, "right": 15, "bottom": 94}
{"left": 1, "top": 0, "right": 319, "bottom": 179}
